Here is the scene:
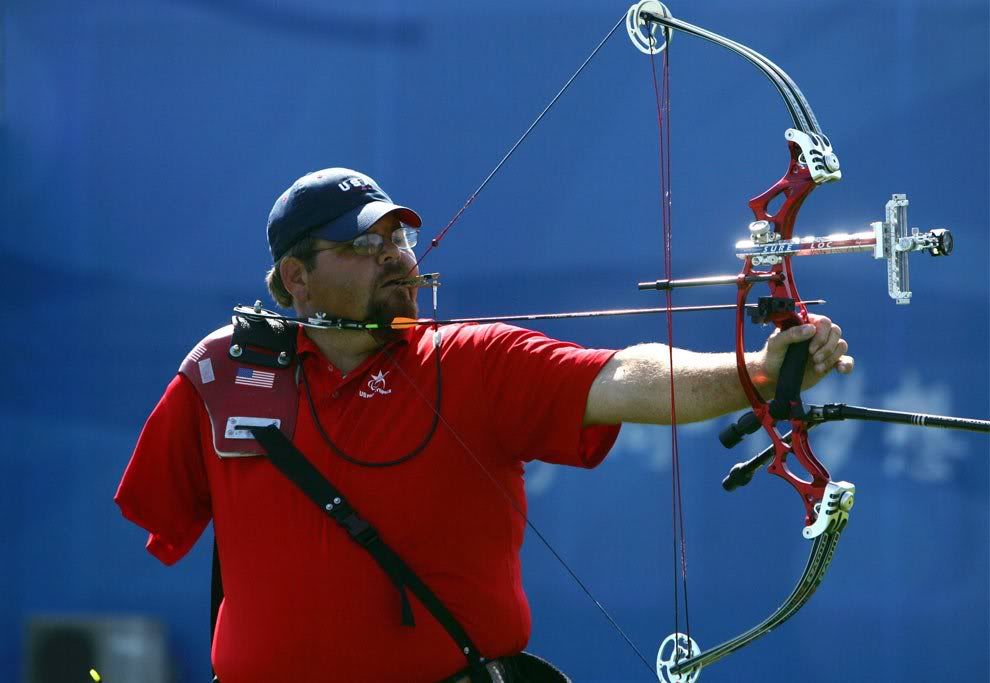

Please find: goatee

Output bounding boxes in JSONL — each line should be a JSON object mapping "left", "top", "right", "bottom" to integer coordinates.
{"left": 367, "top": 290, "right": 417, "bottom": 344}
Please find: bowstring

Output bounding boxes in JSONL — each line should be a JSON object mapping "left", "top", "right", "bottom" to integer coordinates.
{"left": 649, "top": 36, "right": 692, "bottom": 653}
{"left": 663, "top": 52, "right": 691, "bottom": 649}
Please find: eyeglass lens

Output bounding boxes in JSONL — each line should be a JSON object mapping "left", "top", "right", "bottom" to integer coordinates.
{"left": 352, "top": 227, "right": 419, "bottom": 255}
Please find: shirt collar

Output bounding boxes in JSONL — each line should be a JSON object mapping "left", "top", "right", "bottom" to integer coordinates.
{"left": 295, "top": 323, "right": 412, "bottom": 360}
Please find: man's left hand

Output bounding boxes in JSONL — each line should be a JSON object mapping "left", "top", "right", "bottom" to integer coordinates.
{"left": 762, "top": 314, "right": 854, "bottom": 391}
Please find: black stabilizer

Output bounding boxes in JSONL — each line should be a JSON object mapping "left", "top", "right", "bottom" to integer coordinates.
{"left": 722, "top": 460, "right": 759, "bottom": 491}
{"left": 718, "top": 411, "right": 762, "bottom": 448}
{"left": 722, "top": 431, "right": 794, "bottom": 492}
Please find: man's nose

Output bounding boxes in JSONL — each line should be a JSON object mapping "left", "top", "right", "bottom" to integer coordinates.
{"left": 377, "top": 238, "right": 402, "bottom": 264}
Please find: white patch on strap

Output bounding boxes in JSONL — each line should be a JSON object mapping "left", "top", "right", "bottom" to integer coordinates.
{"left": 199, "top": 358, "right": 215, "bottom": 384}
{"left": 225, "top": 416, "right": 281, "bottom": 439}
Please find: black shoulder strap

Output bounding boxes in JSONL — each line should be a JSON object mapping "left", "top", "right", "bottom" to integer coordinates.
{"left": 244, "top": 425, "right": 493, "bottom": 683}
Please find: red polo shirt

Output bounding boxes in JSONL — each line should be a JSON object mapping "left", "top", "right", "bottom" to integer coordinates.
{"left": 115, "top": 322, "right": 620, "bottom": 682}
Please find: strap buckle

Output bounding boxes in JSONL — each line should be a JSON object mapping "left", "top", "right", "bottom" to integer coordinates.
{"left": 336, "top": 511, "right": 379, "bottom": 546}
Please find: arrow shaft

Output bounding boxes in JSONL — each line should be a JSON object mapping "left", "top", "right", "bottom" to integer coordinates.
{"left": 400, "top": 299, "right": 825, "bottom": 327}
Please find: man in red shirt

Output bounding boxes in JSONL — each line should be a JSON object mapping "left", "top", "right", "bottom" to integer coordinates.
{"left": 115, "top": 168, "right": 852, "bottom": 683}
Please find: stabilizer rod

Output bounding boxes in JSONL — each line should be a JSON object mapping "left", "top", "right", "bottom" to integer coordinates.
{"left": 722, "top": 404, "right": 990, "bottom": 491}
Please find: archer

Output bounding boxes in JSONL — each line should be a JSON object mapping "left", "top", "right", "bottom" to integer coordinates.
{"left": 115, "top": 167, "right": 851, "bottom": 683}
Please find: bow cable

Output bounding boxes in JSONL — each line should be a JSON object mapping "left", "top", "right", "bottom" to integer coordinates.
{"left": 410, "top": 14, "right": 627, "bottom": 273}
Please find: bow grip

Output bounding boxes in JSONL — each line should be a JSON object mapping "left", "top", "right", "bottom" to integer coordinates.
{"left": 768, "top": 338, "right": 810, "bottom": 421}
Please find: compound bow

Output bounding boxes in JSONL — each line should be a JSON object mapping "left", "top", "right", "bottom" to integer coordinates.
{"left": 628, "top": 3, "right": 982, "bottom": 680}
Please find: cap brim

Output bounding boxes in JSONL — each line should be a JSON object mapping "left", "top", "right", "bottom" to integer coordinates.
{"left": 310, "top": 201, "right": 422, "bottom": 243}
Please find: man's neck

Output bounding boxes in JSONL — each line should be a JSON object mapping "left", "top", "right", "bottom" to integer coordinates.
{"left": 303, "top": 327, "right": 380, "bottom": 374}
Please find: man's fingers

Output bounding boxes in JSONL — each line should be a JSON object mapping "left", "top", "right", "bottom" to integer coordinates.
{"left": 770, "top": 315, "right": 855, "bottom": 385}
{"left": 776, "top": 324, "right": 816, "bottom": 347}
{"left": 808, "top": 318, "right": 841, "bottom": 354}
{"left": 812, "top": 331, "right": 845, "bottom": 373}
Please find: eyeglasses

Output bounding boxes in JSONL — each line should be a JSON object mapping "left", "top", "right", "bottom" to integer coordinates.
{"left": 303, "top": 227, "right": 420, "bottom": 258}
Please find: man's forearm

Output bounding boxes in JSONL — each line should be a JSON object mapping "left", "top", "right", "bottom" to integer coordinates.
{"left": 584, "top": 343, "right": 771, "bottom": 425}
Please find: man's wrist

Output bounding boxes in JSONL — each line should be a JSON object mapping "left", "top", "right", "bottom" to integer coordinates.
{"left": 745, "top": 350, "right": 776, "bottom": 394}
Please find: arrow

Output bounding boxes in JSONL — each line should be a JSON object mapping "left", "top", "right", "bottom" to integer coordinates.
{"left": 383, "top": 299, "right": 827, "bottom": 329}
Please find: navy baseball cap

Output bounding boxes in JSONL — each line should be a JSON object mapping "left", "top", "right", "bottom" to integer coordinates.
{"left": 267, "top": 168, "right": 422, "bottom": 261}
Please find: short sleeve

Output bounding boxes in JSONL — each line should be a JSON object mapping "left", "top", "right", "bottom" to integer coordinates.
{"left": 114, "top": 373, "right": 212, "bottom": 565}
{"left": 480, "top": 324, "right": 621, "bottom": 468}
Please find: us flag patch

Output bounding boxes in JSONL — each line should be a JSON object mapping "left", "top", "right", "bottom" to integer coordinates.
{"left": 234, "top": 367, "right": 275, "bottom": 389}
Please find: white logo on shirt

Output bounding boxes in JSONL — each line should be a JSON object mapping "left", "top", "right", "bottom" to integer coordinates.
{"left": 359, "top": 370, "right": 392, "bottom": 399}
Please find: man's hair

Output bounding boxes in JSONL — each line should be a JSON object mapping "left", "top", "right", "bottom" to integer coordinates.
{"left": 265, "top": 236, "right": 320, "bottom": 308}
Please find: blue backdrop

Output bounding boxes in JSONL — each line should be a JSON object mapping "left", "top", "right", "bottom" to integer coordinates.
{"left": 3, "top": 1, "right": 988, "bottom": 681}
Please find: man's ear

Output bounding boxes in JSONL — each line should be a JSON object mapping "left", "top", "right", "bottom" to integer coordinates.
{"left": 279, "top": 257, "right": 310, "bottom": 306}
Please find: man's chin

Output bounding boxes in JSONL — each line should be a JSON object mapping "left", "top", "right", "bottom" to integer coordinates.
{"left": 368, "top": 294, "right": 418, "bottom": 327}
{"left": 366, "top": 301, "right": 416, "bottom": 345}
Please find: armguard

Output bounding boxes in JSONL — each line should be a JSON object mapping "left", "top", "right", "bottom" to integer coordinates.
{"left": 178, "top": 315, "right": 299, "bottom": 457}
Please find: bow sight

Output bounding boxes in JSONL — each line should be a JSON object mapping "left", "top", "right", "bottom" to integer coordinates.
{"left": 736, "top": 194, "right": 953, "bottom": 304}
